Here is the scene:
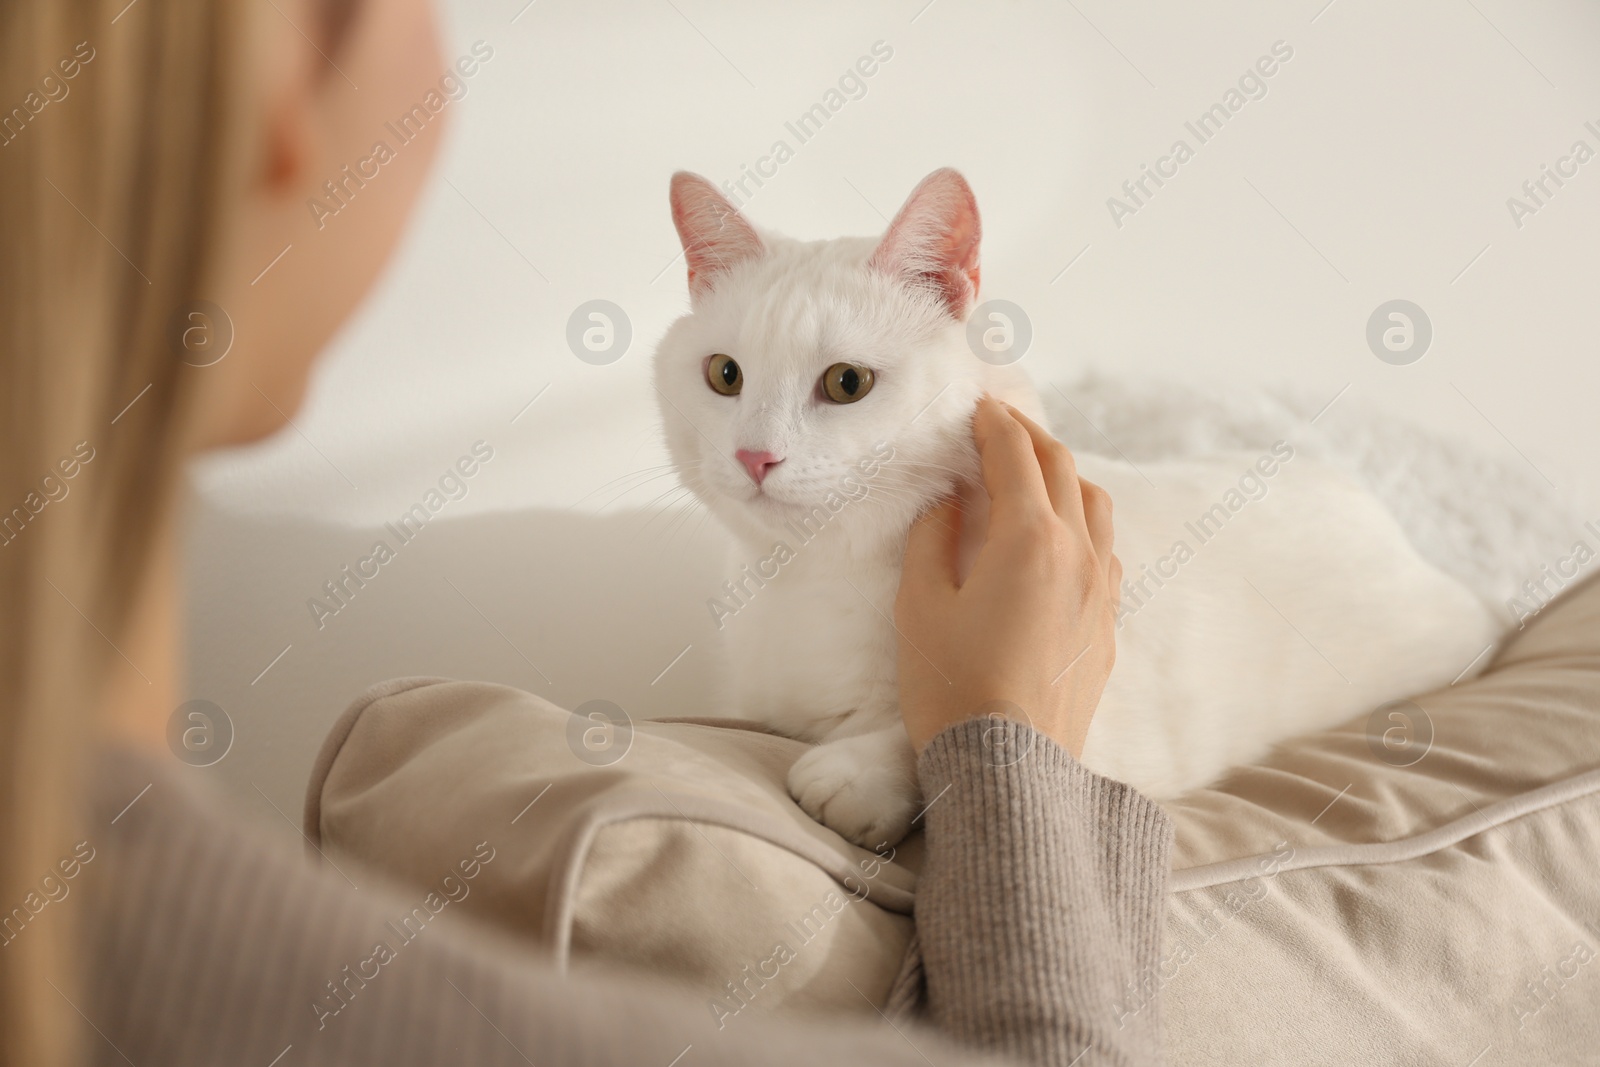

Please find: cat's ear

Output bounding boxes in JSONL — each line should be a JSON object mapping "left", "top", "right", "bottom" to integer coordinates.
{"left": 868, "top": 168, "right": 982, "bottom": 319}
{"left": 670, "top": 172, "right": 764, "bottom": 301}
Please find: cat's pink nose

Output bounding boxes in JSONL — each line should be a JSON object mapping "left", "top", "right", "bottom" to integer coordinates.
{"left": 735, "top": 449, "right": 782, "bottom": 486}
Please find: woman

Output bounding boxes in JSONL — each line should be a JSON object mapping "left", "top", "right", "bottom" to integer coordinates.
{"left": 0, "top": 0, "right": 1171, "bottom": 1064}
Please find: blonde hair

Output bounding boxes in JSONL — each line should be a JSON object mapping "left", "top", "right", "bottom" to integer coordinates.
{"left": 0, "top": 0, "right": 254, "bottom": 1061}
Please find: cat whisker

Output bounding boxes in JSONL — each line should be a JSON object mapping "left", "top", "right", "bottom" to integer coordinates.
{"left": 856, "top": 479, "right": 954, "bottom": 501}
{"left": 583, "top": 465, "right": 700, "bottom": 514}
{"left": 575, "top": 461, "right": 687, "bottom": 499}
{"left": 686, "top": 504, "right": 715, "bottom": 546}
{"left": 632, "top": 482, "right": 700, "bottom": 532}
{"left": 883, "top": 463, "right": 966, "bottom": 486}
{"left": 660, "top": 494, "right": 709, "bottom": 546}
{"left": 632, "top": 492, "right": 703, "bottom": 548}
{"left": 886, "top": 458, "right": 970, "bottom": 472}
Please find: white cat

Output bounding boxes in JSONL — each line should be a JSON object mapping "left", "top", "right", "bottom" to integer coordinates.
{"left": 654, "top": 168, "right": 1500, "bottom": 847}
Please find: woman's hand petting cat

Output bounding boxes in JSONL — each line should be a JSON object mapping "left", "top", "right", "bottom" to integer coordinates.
{"left": 895, "top": 395, "right": 1122, "bottom": 760}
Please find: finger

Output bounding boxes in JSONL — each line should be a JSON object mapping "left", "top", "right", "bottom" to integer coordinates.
{"left": 1079, "top": 477, "right": 1114, "bottom": 566}
{"left": 1003, "top": 403, "right": 1085, "bottom": 527}
{"left": 973, "top": 395, "right": 1052, "bottom": 531}
{"left": 901, "top": 496, "right": 964, "bottom": 594}
{"left": 1107, "top": 552, "right": 1124, "bottom": 609}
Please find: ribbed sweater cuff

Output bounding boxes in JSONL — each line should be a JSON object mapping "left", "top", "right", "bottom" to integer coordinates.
{"left": 915, "top": 718, "right": 1173, "bottom": 1067}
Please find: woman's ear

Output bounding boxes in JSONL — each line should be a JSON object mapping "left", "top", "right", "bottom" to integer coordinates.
{"left": 252, "top": 12, "right": 318, "bottom": 199}
{"left": 260, "top": 87, "right": 314, "bottom": 196}
{"left": 670, "top": 171, "right": 763, "bottom": 302}
{"left": 868, "top": 168, "right": 982, "bottom": 320}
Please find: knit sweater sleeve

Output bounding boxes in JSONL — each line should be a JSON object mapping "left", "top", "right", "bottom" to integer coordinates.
{"left": 914, "top": 717, "right": 1174, "bottom": 1066}
{"left": 77, "top": 723, "right": 1169, "bottom": 1067}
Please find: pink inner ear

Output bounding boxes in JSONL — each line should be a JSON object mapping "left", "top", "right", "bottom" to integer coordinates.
{"left": 868, "top": 168, "right": 982, "bottom": 319}
{"left": 670, "top": 172, "right": 763, "bottom": 298}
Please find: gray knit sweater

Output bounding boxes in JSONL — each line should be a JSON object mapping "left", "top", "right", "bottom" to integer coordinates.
{"left": 76, "top": 718, "right": 1171, "bottom": 1066}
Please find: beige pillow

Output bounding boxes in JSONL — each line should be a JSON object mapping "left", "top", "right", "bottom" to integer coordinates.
{"left": 1151, "top": 573, "right": 1600, "bottom": 1063}
{"left": 306, "top": 575, "right": 1600, "bottom": 1058}
{"left": 306, "top": 685, "right": 922, "bottom": 1020}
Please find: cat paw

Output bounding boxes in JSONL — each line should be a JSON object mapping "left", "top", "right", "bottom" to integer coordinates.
{"left": 787, "top": 741, "right": 917, "bottom": 848}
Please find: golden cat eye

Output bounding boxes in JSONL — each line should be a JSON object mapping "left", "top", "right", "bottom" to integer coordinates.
{"left": 706, "top": 353, "right": 742, "bottom": 396}
{"left": 821, "top": 362, "right": 874, "bottom": 404}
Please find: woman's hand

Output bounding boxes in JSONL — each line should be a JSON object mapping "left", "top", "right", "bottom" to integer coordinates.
{"left": 895, "top": 395, "right": 1122, "bottom": 759}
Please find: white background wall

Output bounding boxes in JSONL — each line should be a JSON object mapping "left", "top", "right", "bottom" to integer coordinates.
{"left": 186, "top": 0, "right": 1600, "bottom": 836}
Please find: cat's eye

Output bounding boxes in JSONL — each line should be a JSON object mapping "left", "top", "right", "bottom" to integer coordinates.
{"left": 821, "top": 362, "right": 874, "bottom": 404}
{"left": 706, "top": 353, "right": 742, "bottom": 396}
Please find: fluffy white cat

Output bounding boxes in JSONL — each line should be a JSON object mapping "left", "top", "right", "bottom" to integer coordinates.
{"left": 654, "top": 167, "right": 1500, "bottom": 847}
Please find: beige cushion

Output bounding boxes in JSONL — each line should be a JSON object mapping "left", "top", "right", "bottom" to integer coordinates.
{"left": 305, "top": 688, "right": 922, "bottom": 1018}
{"left": 306, "top": 575, "right": 1600, "bottom": 1057}
{"left": 1154, "top": 574, "right": 1600, "bottom": 1062}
